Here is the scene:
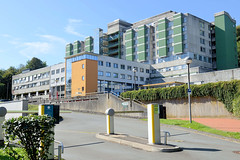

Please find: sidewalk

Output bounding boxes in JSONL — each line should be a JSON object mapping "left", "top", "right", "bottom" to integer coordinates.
{"left": 175, "top": 118, "right": 240, "bottom": 132}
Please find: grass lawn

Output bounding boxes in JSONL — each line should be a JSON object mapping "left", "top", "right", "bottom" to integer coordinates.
{"left": 0, "top": 147, "right": 28, "bottom": 160}
{"left": 143, "top": 119, "right": 240, "bottom": 140}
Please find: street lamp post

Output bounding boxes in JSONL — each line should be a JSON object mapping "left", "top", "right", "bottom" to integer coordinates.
{"left": 185, "top": 57, "right": 193, "bottom": 123}
{"left": 132, "top": 68, "right": 136, "bottom": 90}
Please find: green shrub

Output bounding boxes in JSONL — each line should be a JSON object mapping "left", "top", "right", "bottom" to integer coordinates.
{"left": 121, "top": 80, "right": 240, "bottom": 114}
{"left": 3, "top": 115, "right": 55, "bottom": 160}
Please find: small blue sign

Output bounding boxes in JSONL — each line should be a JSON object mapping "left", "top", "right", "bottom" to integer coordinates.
{"left": 188, "top": 89, "right": 192, "bottom": 93}
{"left": 44, "top": 105, "right": 54, "bottom": 117}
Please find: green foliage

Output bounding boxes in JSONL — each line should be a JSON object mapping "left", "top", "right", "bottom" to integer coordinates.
{"left": 233, "top": 95, "right": 240, "bottom": 116}
{"left": 237, "top": 25, "right": 240, "bottom": 66}
{"left": 3, "top": 115, "right": 55, "bottom": 160}
{"left": 121, "top": 80, "right": 240, "bottom": 113}
{"left": 26, "top": 57, "right": 47, "bottom": 71}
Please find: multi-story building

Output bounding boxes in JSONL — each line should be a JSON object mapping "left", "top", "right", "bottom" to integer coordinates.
{"left": 65, "top": 52, "right": 151, "bottom": 97}
{"left": 12, "top": 10, "right": 238, "bottom": 99}
{"left": 12, "top": 63, "right": 65, "bottom": 100}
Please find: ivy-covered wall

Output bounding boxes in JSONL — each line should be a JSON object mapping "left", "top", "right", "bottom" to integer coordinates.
{"left": 121, "top": 80, "right": 240, "bottom": 116}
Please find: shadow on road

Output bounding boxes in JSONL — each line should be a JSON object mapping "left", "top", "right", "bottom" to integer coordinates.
{"left": 62, "top": 142, "right": 104, "bottom": 149}
{"left": 166, "top": 132, "right": 190, "bottom": 137}
{"left": 182, "top": 147, "right": 221, "bottom": 152}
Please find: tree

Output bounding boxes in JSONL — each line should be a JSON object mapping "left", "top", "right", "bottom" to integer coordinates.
{"left": 25, "top": 57, "right": 47, "bottom": 71}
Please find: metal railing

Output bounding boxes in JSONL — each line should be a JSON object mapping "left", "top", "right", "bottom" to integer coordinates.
{"left": 54, "top": 140, "right": 64, "bottom": 160}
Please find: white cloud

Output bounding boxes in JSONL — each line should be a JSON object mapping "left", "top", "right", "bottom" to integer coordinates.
{"left": 1, "top": 34, "right": 11, "bottom": 38}
{"left": 65, "top": 18, "right": 86, "bottom": 37}
{"left": 39, "top": 35, "right": 67, "bottom": 44}
{"left": 19, "top": 42, "right": 52, "bottom": 58}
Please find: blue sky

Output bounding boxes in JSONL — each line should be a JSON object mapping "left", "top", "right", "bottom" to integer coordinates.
{"left": 0, "top": 0, "right": 239, "bottom": 70}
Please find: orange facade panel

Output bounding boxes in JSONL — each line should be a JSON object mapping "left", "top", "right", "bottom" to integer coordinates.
{"left": 71, "top": 59, "right": 97, "bottom": 97}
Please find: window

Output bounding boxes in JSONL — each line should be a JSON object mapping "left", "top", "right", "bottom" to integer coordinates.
{"left": 200, "top": 38, "right": 205, "bottom": 44}
{"left": 113, "top": 63, "right": 118, "bottom": 68}
{"left": 61, "top": 68, "right": 65, "bottom": 73}
{"left": 204, "top": 56, "right": 207, "bottom": 62}
{"left": 98, "top": 61, "right": 103, "bottom": 66}
{"left": 168, "top": 21, "right": 173, "bottom": 28}
{"left": 200, "top": 21, "right": 204, "bottom": 28}
{"left": 133, "top": 67, "right": 138, "bottom": 72}
{"left": 140, "top": 77, "right": 144, "bottom": 81}
{"left": 51, "top": 70, "right": 55, "bottom": 75}
{"left": 106, "top": 62, "right": 111, "bottom": 67}
{"left": 200, "top": 30, "right": 205, "bottom": 36}
{"left": 134, "top": 76, "right": 138, "bottom": 81}
{"left": 183, "top": 17, "right": 187, "bottom": 23}
{"left": 194, "top": 54, "right": 197, "bottom": 59}
{"left": 167, "top": 46, "right": 173, "bottom": 52}
{"left": 167, "top": 30, "right": 173, "bottom": 36}
{"left": 56, "top": 78, "right": 59, "bottom": 83}
{"left": 82, "top": 64, "right": 84, "bottom": 69}
{"left": 98, "top": 71, "right": 103, "bottom": 76}
{"left": 127, "top": 66, "right": 132, "bottom": 71}
{"left": 82, "top": 87, "right": 84, "bottom": 91}
{"left": 120, "top": 74, "right": 125, "bottom": 79}
{"left": 140, "top": 68, "right": 144, "bottom": 72}
{"left": 199, "top": 55, "right": 202, "bottom": 61}
{"left": 208, "top": 57, "right": 212, "bottom": 63}
{"left": 146, "top": 69, "right": 150, "bottom": 73}
{"left": 56, "top": 69, "right": 60, "bottom": 74}
{"left": 200, "top": 46, "right": 206, "bottom": 52}
{"left": 183, "top": 34, "right": 187, "bottom": 40}
{"left": 208, "top": 33, "right": 211, "bottom": 39}
{"left": 184, "top": 43, "right": 188, "bottom": 49}
{"left": 120, "top": 64, "right": 125, "bottom": 69}
{"left": 106, "top": 72, "right": 111, "bottom": 77}
{"left": 82, "top": 76, "right": 84, "bottom": 80}
{"left": 61, "top": 77, "right": 64, "bottom": 82}
{"left": 167, "top": 38, "right": 173, "bottom": 44}
{"left": 152, "top": 69, "right": 156, "bottom": 74}
{"left": 127, "top": 75, "right": 132, "bottom": 80}
{"left": 182, "top": 26, "right": 187, "bottom": 32}
{"left": 113, "top": 73, "right": 118, "bottom": 78}
{"left": 209, "top": 49, "right": 212, "bottom": 54}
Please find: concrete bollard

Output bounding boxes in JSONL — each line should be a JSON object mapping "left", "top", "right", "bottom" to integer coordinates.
{"left": 0, "top": 107, "right": 7, "bottom": 146}
{"left": 147, "top": 104, "right": 161, "bottom": 144}
{"left": 105, "top": 108, "right": 115, "bottom": 135}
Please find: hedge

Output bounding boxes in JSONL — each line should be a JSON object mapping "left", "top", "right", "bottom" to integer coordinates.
{"left": 120, "top": 80, "right": 240, "bottom": 114}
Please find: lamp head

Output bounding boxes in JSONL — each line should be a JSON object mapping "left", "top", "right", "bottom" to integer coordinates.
{"left": 184, "top": 57, "right": 192, "bottom": 65}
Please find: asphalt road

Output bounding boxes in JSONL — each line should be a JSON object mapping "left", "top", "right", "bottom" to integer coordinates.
{"left": 55, "top": 112, "right": 240, "bottom": 160}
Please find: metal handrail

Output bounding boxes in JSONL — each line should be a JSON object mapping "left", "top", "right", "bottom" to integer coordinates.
{"left": 54, "top": 140, "right": 64, "bottom": 160}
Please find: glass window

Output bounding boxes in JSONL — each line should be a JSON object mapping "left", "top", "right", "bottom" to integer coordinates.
{"left": 140, "top": 68, "right": 144, "bottom": 72}
{"left": 168, "top": 21, "right": 173, "bottom": 28}
{"left": 133, "top": 67, "right": 138, "bottom": 72}
{"left": 82, "top": 76, "right": 84, "bottom": 81}
{"left": 183, "top": 17, "right": 187, "bottom": 23}
{"left": 200, "top": 38, "right": 205, "bottom": 44}
{"left": 113, "top": 73, "right": 118, "bottom": 78}
{"left": 113, "top": 63, "right": 118, "bottom": 68}
{"left": 182, "top": 26, "right": 187, "bottom": 32}
{"left": 51, "top": 70, "right": 55, "bottom": 75}
{"left": 106, "top": 72, "right": 111, "bottom": 77}
{"left": 61, "top": 68, "right": 65, "bottom": 73}
{"left": 56, "top": 78, "right": 59, "bottom": 82}
{"left": 98, "top": 61, "right": 103, "bottom": 66}
{"left": 98, "top": 71, "right": 103, "bottom": 76}
{"left": 82, "top": 87, "right": 84, "bottom": 91}
{"left": 200, "top": 47, "right": 206, "bottom": 52}
{"left": 167, "top": 30, "right": 173, "bottom": 36}
{"left": 56, "top": 69, "right": 60, "bottom": 74}
{"left": 140, "top": 77, "right": 144, "bottom": 81}
{"left": 204, "top": 56, "right": 207, "bottom": 62}
{"left": 106, "top": 62, "right": 111, "bottom": 67}
{"left": 200, "top": 30, "right": 205, "bottom": 36}
{"left": 184, "top": 43, "right": 188, "bottom": 49}
{"left": 200, "top": 21, "right": 205, "bottom": 28}
{"left": 82, "top": 64, "right": 84, "bottom": 69}
{"left": 127, "top": 75, "right": 132, "bottom": 80}
{"left": 120, "top": 64, "right": 125, "bottom": 69}
{"left": 146, "top": 69, "right": 150, "bottom": 73}
{"left": 194, "top": 54, "right": 197, "bottom": 59}
{"left": 134, "top": 76, "right": 138, "bottom": 81}
{"left": 127, "top": 66, "right": 132, "bottom": 71}
{"left": 199, "top": 55, "right": 202, "bottom": 61}
{"left": 120, "top": 74, "right": 125, "bottom": 79}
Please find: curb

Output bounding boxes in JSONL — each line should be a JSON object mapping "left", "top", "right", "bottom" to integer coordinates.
{"left": 96, "top": 133, "right": 182, "bottom": 152}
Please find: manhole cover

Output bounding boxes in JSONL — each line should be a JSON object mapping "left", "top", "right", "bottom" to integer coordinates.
{"left": 233, "top": 151, "right": 240, "bottom": 154}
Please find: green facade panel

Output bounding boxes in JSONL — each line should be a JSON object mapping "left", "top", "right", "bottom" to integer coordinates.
{"left": 126, "top": 55, "right": 134, "bottom": 61}
{"left": 138, "top": 44, "right": 146, "bottom": 52}
{"left": 174, "top": 44, "right": 183, "bottom": 53}
{"left": 173, "top": 14, "right": 183, "bottom": 26}
{"left": 158, "top": 31, "right": 167, "bottom": 39}
{"left": 158, "top": 39, "right": 166, "bottom": 47}
{"left": 126, "top": 48, "right": 134, "bottom": 55}
{"left": 85, "top": 37, "right": 94, "bottom": 52}
{"left": 65, "top": 44, "right": 73, "bottom": 57}
{"left": 173, "top": 26, "right": 182, "bottom": 34}
{"left": 174, "top": 35, "right": 182, "bottom": 43}
{"left": 125, "top": 40, "right": 133, "bottom": 48}
{"left": 158, "top": 47, "right": 167, "bottom": 57}
{"left": 73, "top": 41, "right": 81, "bottom": 54}
{"left": 215, "top": 13, "right": 238, "bottom": 70}
{"left": 138, "top": 37, "right": 145, "bottom": 44}
{"left": 137, "top": 25, "right": 147, "bottom": 61}
{"left": 138, "top": 52, "right": 146, "bottom": 61}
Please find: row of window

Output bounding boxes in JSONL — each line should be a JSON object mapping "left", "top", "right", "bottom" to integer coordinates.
{"left": 51, "top": 77, "right": 65, "bottom": 84}
{"left": 194, "top": 54, "right": 212, "bottom": 63}
{"left": 157, "top": 64, "right": 188, "bottom": 73}
{"left": 98, "top": 60, "right": 150, "bottom": 73}
{"left": 51, "top": 68, "right": 65, "bottom": 75}
{"left": 13, "top": 72, "right": 50, "bottom": 84}
{"left": 98, "top": 71, "right": 146, "bottom": 81}
{"left": 13, "top": 80, "right": 50, "bottom": 90}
